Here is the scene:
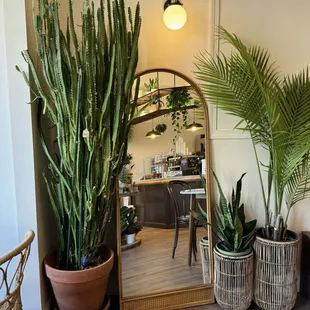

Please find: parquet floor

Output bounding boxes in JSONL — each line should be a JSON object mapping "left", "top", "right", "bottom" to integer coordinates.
{"left": 121, "top": 227, "right": 207, "bottom": 297}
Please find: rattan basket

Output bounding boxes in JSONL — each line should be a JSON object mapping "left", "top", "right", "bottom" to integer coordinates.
{"left": 199, "top": 237, "right": 210, "bottom": 284}
{"left": 214, "top": 247, "right": 253, "bottom": 310}
{"left": 254, "top": 231, "right": 300, "bottom": 310}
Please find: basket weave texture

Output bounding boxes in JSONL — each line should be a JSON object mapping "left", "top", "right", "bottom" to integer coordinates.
{"left": 254, "top": 234, "right": 300, "bottom": 310}
{"left": 0, "top": 230, "right": 34, "bottom": 310}
{"left": 199, "top": 239, "right": 210, "bottom": 284}
{"left": 214, "top": 249, "right": 253, "bottom": 310}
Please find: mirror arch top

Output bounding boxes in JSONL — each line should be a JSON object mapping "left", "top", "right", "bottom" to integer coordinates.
{"left": 118, "top": 68, "right": 214, "bottom": 310}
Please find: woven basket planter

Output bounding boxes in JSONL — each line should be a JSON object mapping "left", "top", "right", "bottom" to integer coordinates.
{"left": 254, "top": 230, "right": 300, "bottom": 310}
{"left": 214, "top": 246, "right": 254, "bottom": 310}
{"left": 199, "top": 237, "right": 210, "bottom": 284}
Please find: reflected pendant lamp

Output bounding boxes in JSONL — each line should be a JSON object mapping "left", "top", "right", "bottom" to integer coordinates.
{"left": 186, "top": 109, "right": 203, "bottom": 132}
{"left": 145, "top": 118, "right": 161, "bottom": 139}
{"left": 163, "top": 0, "right": 187, "bottom": 30}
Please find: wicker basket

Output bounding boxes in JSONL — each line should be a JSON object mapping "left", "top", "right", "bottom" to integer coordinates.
{"left": 254, "top": 231, "right": 300, "bottom": 310}
{"left": 199, "top": 237, "right": 210, "bottom": 284}
{"left": 214, "top": 248, "right": 253, "bottom": 310}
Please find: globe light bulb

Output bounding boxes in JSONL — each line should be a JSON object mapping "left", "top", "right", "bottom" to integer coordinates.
{"left": 163, "top": 2, "right": 187, "bottom": 30}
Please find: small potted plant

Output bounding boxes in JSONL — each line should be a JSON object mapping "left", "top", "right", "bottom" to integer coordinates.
{"left": 193, "top": 172, "right": 257, "bottom": 310}
{"left": 155, "top": 123, "right": 167, "bottom": 134}
{"left": 123, "top": 206, "right": 142, "bottom": 245}
{"left": 145, "top": 78, "right": 160, "bottom": 112}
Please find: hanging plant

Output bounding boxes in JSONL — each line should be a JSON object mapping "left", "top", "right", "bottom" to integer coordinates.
{"left": 144, "top": 78, "right": 158, "bottom": 92}
{"left": 166, "top": 87, "right": 192, "bottom": 142}
{"left": 155, "top": 123, "right": 167, "bottom": 133}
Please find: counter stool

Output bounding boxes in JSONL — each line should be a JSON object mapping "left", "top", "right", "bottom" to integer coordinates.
{"left": 167, "top": 180, "right": 200, "bottom": 260}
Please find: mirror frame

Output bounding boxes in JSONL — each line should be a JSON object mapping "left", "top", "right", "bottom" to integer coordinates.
{"left": 117, "top": 68, "right": 214, "bottom": 310}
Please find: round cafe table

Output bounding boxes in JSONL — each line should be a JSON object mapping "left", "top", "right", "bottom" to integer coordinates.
{"left": 180, "top": 188, "right": 206, "bottom": 266}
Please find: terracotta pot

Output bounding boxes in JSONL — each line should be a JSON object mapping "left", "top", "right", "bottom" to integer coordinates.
{"left": 44, "top": 246, "right": 114, "bottom": 310}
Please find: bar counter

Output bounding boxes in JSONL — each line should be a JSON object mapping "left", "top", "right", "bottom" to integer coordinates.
{"left": 134, "top": 175, "right": 201, "bottom": 186}
{"left": 132, "top": 175, "right": 203, "bottom": 229}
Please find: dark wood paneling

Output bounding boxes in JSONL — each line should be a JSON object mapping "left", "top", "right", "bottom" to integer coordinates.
{"left": 133, "top": 180, "right": 203, "bottom": 229}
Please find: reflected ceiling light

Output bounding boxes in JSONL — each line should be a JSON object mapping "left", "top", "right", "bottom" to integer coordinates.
{"left": 163, "top": 0, "right": 187, "bottom": 30}
{"left": 145, "top": 129, "right": 161, "bottom": 139}
{"left": 186, "top": 108, "right": 203, "bottom": 132}
{"left": 145, "top": 117, "right": 161, "bottom": 139}
{"left": 185, "top": 122, "right": 203, "bottom": 132}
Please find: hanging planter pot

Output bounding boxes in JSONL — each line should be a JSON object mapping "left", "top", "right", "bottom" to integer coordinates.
{"left": 254, "top": 229, "right": 300, "bottom": 310}
{"left": 199, "top": 236, "right": 210, "bottom": 284}
{"left": 214, "top": 244, "right": 254, "bottom": 310}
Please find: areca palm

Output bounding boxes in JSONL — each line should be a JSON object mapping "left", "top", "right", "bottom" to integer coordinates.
{"left": 195, "top": 27, "right": 310, "bottom": 241}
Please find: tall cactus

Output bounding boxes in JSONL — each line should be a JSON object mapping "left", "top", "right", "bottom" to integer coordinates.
{"left": 18, "top": 0, "right": 141, "bottom": 270}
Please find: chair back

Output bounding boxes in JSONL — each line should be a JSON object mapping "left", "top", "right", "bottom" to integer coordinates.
{"left": 0, "top": 230, "right": 35, "bottom": 310}
{"left": 167, "top": 181, "right": 191, "bottom": 219}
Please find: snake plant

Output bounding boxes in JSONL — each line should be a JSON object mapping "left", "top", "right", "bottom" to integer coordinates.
{"left": 17, "top": 0, "right": 141, "bottom": 270}
{"left": 192, "top": 172, "right": 257, "bottom": 253}
{"left": 195, "top": 27, "right": 310, "bottom": 241}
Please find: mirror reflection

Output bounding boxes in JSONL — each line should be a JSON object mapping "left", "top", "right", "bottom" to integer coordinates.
{"left": 119, "top": 69, "right": 211, "bottom": 297}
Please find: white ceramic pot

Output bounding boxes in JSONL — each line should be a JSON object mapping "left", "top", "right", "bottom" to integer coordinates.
{"left": 126, "top": 234, "right": 135, "bottom": 245}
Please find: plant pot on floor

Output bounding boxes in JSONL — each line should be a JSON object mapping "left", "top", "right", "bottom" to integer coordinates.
{"left": 199, "top": 236, "right": 210, "bottom": 284}
{"left": 214, "top": 243, "right": 254, "bottom": 310}
{"left": 45, "top": 246, "right": 114, "bottom": 310}
{"left": 126, "top": 234, "right": 135, "bottom": 245}
{"left": 254, "top": 229, "right": 300, "bottom": 310}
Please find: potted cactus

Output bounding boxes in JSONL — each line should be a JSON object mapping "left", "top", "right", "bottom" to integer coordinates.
{"left": 193, "top": 172, "right": 257, "bottom": 310}
{"left": 17, "top": 0, "right": 141, "bottom": 309}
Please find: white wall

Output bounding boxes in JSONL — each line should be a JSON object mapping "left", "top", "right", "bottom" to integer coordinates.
{"left": 1, "top": 0, "right": 41, "bottom": 308}
{"left": 0, "top": 0, "right": 18, "bottom": 255}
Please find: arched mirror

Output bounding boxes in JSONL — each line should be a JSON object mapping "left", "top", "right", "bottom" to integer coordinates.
{"left": 117, "top": 68, "right": 214, "bottom": 310}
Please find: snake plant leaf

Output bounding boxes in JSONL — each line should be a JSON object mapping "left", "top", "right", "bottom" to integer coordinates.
{"left": 234, "top": 214, "right": 243, "bottom": 251}
{"left": 243, "top": 219, "right": 257, "bottom": 236}
{"left": 234, "top": 172, "right": 246, "bottom": 218}
{"left": 213, "top": 171, "right": 234, "bottom": 229}
{"left": 237, "top": 203, "right": 245, "bottom": 226}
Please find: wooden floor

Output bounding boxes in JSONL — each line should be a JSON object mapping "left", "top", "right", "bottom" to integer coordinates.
{"left": 121, "top": 227, "right": 208, "bottom": 297}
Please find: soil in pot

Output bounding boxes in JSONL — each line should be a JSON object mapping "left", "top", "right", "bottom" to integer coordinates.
{"left": 45, "top": 246, "right": 114, "bottom": 310}
{"left": 215, "top": 241, "right": 252, "bottom": 257}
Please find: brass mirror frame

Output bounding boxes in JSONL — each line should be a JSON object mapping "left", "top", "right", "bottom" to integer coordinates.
{"left": 117, "top": 68, "right": 214, "bottom": 310}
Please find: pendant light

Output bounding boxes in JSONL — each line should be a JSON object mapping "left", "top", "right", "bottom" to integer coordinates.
{"left": 163, "top": 0, "right": 187, "bottom": 30}
{"left": 145, "top": 118, "right": 161, "bottom": 139}
{"left": 186, "top": 109, "right": 203, "bottom": 132}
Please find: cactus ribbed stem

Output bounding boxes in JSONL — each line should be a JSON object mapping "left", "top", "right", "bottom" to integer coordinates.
{"left": 19, "top": 0, "right": 141, "bottom": 270}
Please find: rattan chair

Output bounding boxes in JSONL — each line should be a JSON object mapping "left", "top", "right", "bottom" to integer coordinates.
{"left": 0, "top": 230, "right": 35, "bottom": 310}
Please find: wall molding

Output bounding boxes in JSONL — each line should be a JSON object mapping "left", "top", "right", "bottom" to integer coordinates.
{"left": 208, "top": 0, "right": 250, "bottom": 140}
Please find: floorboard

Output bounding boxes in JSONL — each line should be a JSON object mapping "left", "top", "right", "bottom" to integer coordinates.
{"left": 121, "top": 227, "right": 208, "bottom": 297}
